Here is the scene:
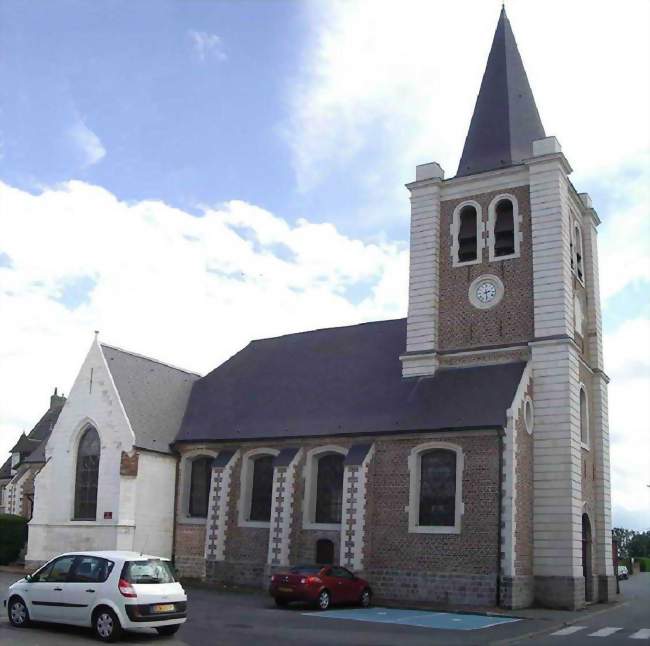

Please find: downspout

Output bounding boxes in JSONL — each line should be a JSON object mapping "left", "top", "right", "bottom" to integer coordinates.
{"left": 496, "top": 428, "right": 505, "bottom": 607}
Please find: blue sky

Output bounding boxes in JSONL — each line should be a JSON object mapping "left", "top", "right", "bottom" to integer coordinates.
{"left": 0, "top": 0, "right": 648, "bottom": 529}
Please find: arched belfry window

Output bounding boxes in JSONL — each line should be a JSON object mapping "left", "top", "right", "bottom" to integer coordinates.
{"left": 488, "top": 194, "right": 520, "bottom": 261}
{"left": 494, "top": 199, "right": 515, "bottom": 256}
{"left": 580, "top": 386, "right": 589, "bottom": 446}
{"left": 573, "top": 223, "right": 584, "bottom": 283}
{"left": 458, "top": 205, "right": 478, "bottom": 263}
{"left": 74, "top": 426, "right": 100, "bottom": 520}
{"left": 189, "top": 456, "right": 213, "bottom": 518}
{"left": 315, "top": 453, "right": 345, "bottom": 524}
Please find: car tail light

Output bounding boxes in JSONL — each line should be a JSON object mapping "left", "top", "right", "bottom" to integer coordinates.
{"left": 118, "top": 578, "right": 137, "bottom": 598}
{"left": 271, "top": 575, "right": 276, "bottom": 582}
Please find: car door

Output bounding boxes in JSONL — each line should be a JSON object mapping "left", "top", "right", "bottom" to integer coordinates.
{"left": 65, "top": 556, "right": 113, "bottom": 625}
{"left": 330, "top": 567, "right": 358, "bottom": 603}
{"left": 26, "top": 555, "right": 77, "bottom": 622}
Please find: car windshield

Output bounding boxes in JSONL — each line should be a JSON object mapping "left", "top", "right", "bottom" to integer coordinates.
{"left": 288, "top": 565, "right": 322, "bottom": 575}
{"left": 122, "top": 559, "right": 175, "bottom": 584}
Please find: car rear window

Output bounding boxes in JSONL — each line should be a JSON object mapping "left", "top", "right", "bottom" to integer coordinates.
{"left": 121, "top": 559, "right": 176, "bottom": 584}
{"left": 288, "top": 565, "right": 321, "bottom": 575}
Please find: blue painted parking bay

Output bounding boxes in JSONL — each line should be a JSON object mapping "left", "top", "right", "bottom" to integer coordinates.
{"left": 303, "top": 607, "right": 521, "bottom": 631}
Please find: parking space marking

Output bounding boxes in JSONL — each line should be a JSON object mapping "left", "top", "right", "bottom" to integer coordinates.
{"left": 630, "top": 629, "right": 650, "bottom": 640}
{"left": 302, "top": 607, "right": 521, "bottom": 631}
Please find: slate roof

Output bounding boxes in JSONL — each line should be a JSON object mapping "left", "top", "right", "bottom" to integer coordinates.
{"left": 456, "top": 6, "right": 545, "bottom": 177}
{"left": 176, "top": 318, "right": 526, "bottom": 443}
{"left": 4, "top": 394, "right": 66, "bottom": 468}
{"left": 101, "top": 344, "right": 200, "bottom": 454}
{"left": 0, "top": 457, "right": 12, "bottom": 481}
{"left": 9, "top": 433, "right": 41, "bottom": 455}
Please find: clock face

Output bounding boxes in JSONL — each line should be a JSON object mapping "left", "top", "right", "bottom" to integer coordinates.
{"left": 476, "top": 281, "right": 497, "bottom": 304}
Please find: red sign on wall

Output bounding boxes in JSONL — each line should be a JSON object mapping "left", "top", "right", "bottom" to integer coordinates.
{"left": 104, "top": 511, "right": 113, "bottom": 520}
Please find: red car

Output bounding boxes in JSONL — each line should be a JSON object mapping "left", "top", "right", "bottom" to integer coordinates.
{"left": 269, "top": 565, "right": 372, "bottom": 610}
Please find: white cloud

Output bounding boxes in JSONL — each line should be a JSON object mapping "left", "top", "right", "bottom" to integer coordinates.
{"left": 596, "top": 154, "right": 650, "bottom": 302}
{"left": 288, "top": 0, "right": 650, "bottom": 204}
{"left": 0, "top": 180, "right": 407, "bottom": 461}
{"left": 605, "top": 317, "right": 650, "bottom": 531}
{"left": 188, "top": 30, "right": 226, "bottom": 62}
{"left": 68, "top": 117, "right": 106, "bottom": 167}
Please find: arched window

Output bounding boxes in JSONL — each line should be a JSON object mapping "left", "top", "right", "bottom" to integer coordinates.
{"left": 573, "top": 223, "right": 584, "bottom": 282}
{"left": 419, "top": 449, "right": 457, "bottom": 526}
{"left": 488, "top": 194, "right": 520, "bottom": 261}
{"left": 74, "top": 427, "right": 100, "bottom": 520}
{"left": 316, "top": 538, "right": 334, "bottom": 565}
{"left": 189, "top": 456, "right": 213, "bottom": 518}
{"left": 315, "top": 453, "right": 345, "bottom": 524}
{"left": 580, "top": 386, "right": 589, "bottom": 446}
{"left": 494, "top": 199, "right": 515, "bottom": 257}
{"left": 408, "top": 442, "right": 463, "bottom": 533}
{"left": 458, "top": 205, "right": 478, "bottom": 263}
{"left": 249, "top": 455, "right": 274, "bottom": 522}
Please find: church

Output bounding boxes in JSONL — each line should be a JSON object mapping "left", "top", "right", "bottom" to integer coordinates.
{"left": 24, "top": 8, "right": 614, "bottom": 610}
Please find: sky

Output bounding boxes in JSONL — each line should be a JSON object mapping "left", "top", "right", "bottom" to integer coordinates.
{"left": 0, "top": 0, "right": 648, "bottom": 531}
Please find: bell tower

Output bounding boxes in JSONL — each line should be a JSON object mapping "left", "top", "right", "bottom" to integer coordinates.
{"left": 401, "top": 7, "right": 614, "bottom": 608}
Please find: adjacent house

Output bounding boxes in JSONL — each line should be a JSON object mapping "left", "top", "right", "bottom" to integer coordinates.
{"left": 26, "top": 335, "right": 199, "bottom": 564}
{"left": 0, "top": 390, "right": 66, "bottom": 518}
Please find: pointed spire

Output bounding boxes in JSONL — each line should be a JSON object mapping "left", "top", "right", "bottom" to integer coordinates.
{"left": 456, "top": 6, "right": 545, "bottom": 177}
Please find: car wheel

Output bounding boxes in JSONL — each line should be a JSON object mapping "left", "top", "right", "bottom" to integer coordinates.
{"left": 317, "top": 590, "right": 331, "bottom": 611}
{"left": 156, "top": 624, "right": 181, "bottom": 637}
{"left": 274, "top": 598, "right": 289, "bottom": 608}
{"left": 93, "top": 607, "right": 122, "bottom": 643}
{"left": 360, "top": 588, "right": 372, "bottom": 608}
{"left": 8, "top": 597, "right": 30, "bottom": 628}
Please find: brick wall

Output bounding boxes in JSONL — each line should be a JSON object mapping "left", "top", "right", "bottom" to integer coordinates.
{"left": 439, "top": 186, "right": 534, "bottom": 351}
{"left": 174, "top": 523, "right": 206, "bottom": 579}
{"left": 177, "top": 431, "right": 502, "bottom": 606}
{"left": 363, "top": 432, "right": 501, "bottom": 605}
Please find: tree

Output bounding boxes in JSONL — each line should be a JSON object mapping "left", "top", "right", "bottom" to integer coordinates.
{"left": 612, "top": 527, "right": 636, "bottom": 559}
{"left": 629, "top": 531, "right": 650, "bottom": 557}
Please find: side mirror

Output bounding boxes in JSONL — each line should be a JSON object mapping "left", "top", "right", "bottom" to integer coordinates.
{"left": 24, "top": 574, "right": 32, "bottom": 583}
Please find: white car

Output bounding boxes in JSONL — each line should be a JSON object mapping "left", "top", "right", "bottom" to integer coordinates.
{"left": 3, "top": 551, "right": 187, "bottom": 642}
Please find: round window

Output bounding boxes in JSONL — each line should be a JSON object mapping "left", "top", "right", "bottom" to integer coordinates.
{"left": 524, "top": 398, "right": 534, "bottom": 434}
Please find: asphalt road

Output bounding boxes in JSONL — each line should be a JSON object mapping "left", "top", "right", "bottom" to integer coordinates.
{"left": 519, "top": 573, "right": 650, "bottom": 645}
{"left": 0, "top": 571, "right": 647, "bottom": 645}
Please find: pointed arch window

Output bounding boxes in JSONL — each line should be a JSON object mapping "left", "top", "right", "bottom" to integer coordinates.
{"left": 74, "top": 427, "right": 100, "bottom": 520}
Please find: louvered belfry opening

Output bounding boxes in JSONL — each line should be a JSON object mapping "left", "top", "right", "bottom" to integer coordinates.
{"left": 458, "top": 205, "right": 478, "bottom": 262}
{"left": 494, "top": 199, "right": 515, "bottom": 257}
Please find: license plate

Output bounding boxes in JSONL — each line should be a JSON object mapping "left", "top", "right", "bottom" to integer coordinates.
{"left": 278, "top": 586, "right": 292, "bottom": 592}
{"left": 152, "top": 604, "right": 175, "bottom": 613}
